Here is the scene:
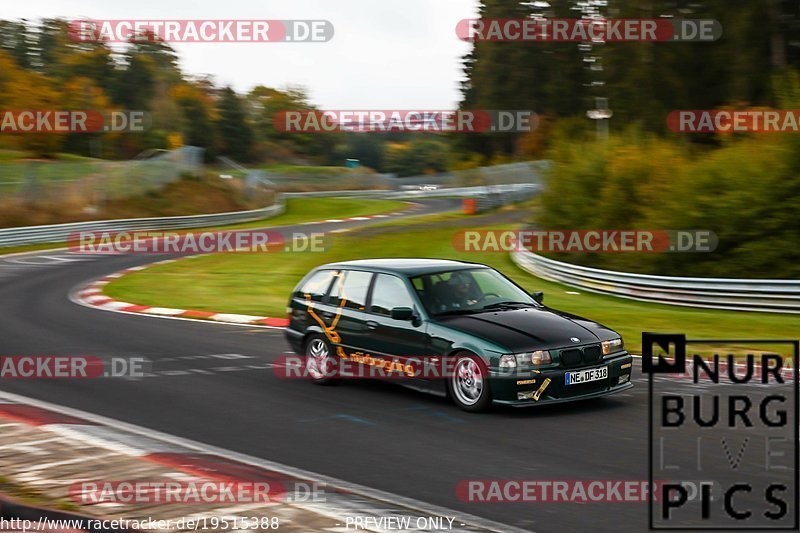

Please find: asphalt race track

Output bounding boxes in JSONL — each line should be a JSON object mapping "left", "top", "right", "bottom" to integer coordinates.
{"left": 0, "top": 198, "right": 787, "bottom": 532}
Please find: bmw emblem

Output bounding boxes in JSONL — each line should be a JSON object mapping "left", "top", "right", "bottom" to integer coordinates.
{"left": 570, "top": 337, "right": 580, "bottom": 343}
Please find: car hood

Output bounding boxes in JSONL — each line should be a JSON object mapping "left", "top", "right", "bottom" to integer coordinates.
{"left": 435, "top": 307, "right": 618, "bottom": 353}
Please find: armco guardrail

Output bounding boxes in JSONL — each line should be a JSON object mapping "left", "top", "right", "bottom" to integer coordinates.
{"left": 0, "top": 203, "right": 285, "bottom": 248}
{"left": 512, "top": 248, "right": 800, "bottom": 314}
{"left": 281, "top": 183, "right": 539, "bottom": 200}
{"left": 0, "top": 184, "right": 539, "bottom": 248}
{"left": 386, "top": 183, "right": 539, "bottom": 201}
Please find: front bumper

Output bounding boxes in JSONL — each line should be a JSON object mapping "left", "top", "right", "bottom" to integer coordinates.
{"left": 489, "top": 352, "right": 634, "bottom": 407}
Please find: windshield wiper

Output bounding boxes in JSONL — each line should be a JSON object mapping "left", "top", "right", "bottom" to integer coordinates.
{"left": 481, "top": 301, "right": 538, "bottom": 310}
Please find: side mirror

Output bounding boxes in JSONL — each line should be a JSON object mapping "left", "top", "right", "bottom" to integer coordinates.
{"left": 390, "top": 307, "right": 415, "bottom": 320}
{"left": 531, "top": 291, "right": 544, "bottom": 304}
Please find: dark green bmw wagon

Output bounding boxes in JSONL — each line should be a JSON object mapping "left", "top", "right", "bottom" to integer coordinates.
{"left": 285, "top": 258, "right": 633, "bottom": 412}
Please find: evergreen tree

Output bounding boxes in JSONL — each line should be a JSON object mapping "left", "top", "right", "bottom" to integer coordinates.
{"left": 215, "top": 87, "right": 253, "bottom": 161}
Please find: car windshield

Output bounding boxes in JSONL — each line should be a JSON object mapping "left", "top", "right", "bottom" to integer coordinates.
{"left": 411, "top": 268, "right": 537, "bottom": 316}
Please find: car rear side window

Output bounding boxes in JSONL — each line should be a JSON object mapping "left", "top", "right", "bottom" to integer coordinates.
{"left": 329, "top": 270, "right": 372, "bottom": 311}
{"left": 369, "top": 274, "right": 415, "bottom": 316}
{"left": 297, "top": 270, "right": 336, "bottom": 301}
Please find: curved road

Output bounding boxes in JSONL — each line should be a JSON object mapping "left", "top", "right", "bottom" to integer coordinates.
{"left": 0, "top": 198, "right": 727, "bottom": 532}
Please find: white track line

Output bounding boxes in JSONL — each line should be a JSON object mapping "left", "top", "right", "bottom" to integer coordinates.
{"left": 69, "top": 289, "right": 287, "bottom": 330}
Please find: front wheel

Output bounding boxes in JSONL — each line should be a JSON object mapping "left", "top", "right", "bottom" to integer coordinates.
{"left": 304, "top": 334, "right": 338, "bottom": 385}
{"left": 447, "top": 354, "right": 491, "bottom": 412}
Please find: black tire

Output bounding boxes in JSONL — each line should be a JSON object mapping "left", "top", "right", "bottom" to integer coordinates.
{"left": 447, "top": 353, "right": 492, "bottom": 412}
{"left": 304, "top": 334, "right": 338, "bottom": 385}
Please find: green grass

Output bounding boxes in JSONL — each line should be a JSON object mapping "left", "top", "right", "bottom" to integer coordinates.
{"left": 53, "top": 153, "right": 102, "bottom": 162}
{"left": 0, "top": 149, "right": 32, "bottom": 161}
{"left": 0, "top": 197, "right": 408, "bottom": 256}
{"left": 104, "top": 217, "right": 800, "bottom": 353}
{"left": 210, "top": 197, "right": 407, "bottom": 230}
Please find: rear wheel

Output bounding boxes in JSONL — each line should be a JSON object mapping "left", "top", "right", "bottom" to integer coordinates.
{"left": 305, "top": 334, "right": 338, "bottom": 385}
{"left": 448, "top": 353, "right": 491, "bottom": 412}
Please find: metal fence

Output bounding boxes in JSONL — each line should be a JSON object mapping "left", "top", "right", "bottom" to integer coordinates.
{"left": 214, "top": 163, "right": 393, "bottom": 193}
{"left": 389, "top": 161, "right": 549, "bottom": 189}
{"left": 512, "top": 248, "right": 800, "bottom": 314}
{"left": 0, "top": 146, "right": 204, "bottom": 204}
{"left": 0, "top": 152, "right": 545, "bottom": 247}
{"left": 212, "top": 160, "right": 548, "bottom": 193}
{"left": 0, "top": 184, "right": 538, "bottom": 248}
{"left": 281, "top": 183, "right": 540, "bottom": 203}
{"left": 0, "top": 203, "right": 285, "bottom": 248}
{"left": 473, "top": 184, "right": 541, "bottom": 212}
{"left": 1, "top": 152, "right": 545, "bottom": 204}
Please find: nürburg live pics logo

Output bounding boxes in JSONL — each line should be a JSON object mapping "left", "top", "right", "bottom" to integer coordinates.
{"left": 644, "top": 332, "right": 799, "bottom": 530}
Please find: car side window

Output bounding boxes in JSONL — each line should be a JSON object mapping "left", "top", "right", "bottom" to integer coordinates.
{"left": 369, "top": 274, "right": 415, "bottom": 316}
{"left": 297, "top": 270, "right": 336, "bottom": 302}
{"left": 329, "top": 270, "right": 372, "bottom": 311}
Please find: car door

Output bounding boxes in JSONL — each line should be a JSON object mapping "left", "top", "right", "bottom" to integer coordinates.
{"left": 321, "top": 269, "right": 374, "bottom": 359}
{"left": 289, "top": 268, "right": 338, "bottom": 332}
{"left": 359, "top": 273, "right": 433, "bottom": 380}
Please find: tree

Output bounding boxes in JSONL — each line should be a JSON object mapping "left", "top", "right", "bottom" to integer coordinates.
{"left": 125, "top": 32, "right": 182, "bottom": 85}
{"left": 113, "top": 53, "right": 156, "bottom": 110}
{"left": 173, "top": 84, "right": 217, "bottom": 158}
{"left": 247, "top": 85, "right": 339, "bottom": 162}
{"left": 385, "top": 138, "right": 449, "bottom": 176}
{"left": 215, "top": 87, "right": 253, "bottom": 161}
{"left": 0, "top": 51, "right": 63, "bottom": 156}
{"left": 0, "top": 20, "right": 32, "bottom": 68}
{"left": 457, "top": 0, "right": 800, "bottom": 156}
{"left": 60, "top": 46, "right": 116, "bottom": 96}
{"left": 333, "top": 135, "right": 385, "bottom": 170}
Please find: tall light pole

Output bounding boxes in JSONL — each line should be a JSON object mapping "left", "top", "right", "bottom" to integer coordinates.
{"left": 587, "top": 97, "right": 612, "bottom": 139}
{"left": 579, "top": 1, "right": 610, "bottom": 139}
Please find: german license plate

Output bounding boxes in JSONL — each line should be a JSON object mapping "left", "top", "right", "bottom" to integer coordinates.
{"left": 565, "top": 366, "right": 608, "bottom": 385}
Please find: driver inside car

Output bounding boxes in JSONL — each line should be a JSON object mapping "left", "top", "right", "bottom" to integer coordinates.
{"left": 439, "top": 271, "right": 480, "bottom": 311}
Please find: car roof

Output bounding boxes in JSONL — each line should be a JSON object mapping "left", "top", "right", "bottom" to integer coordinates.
{"left": 317, "top": 258, "right": 489, "bottom": 277}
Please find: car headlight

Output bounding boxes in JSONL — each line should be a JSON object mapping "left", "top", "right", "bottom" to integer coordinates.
{"left": 530, "top": 350, "right": 552, "bottom": 365}
{"left": 602, "top": 338, "right": 624, "bottom": 355}
{"left": 499, "top": 350, "right": 552, "bottom": 368}
{"left": 499, "top": 354, "right": 517, "bottom": 369}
